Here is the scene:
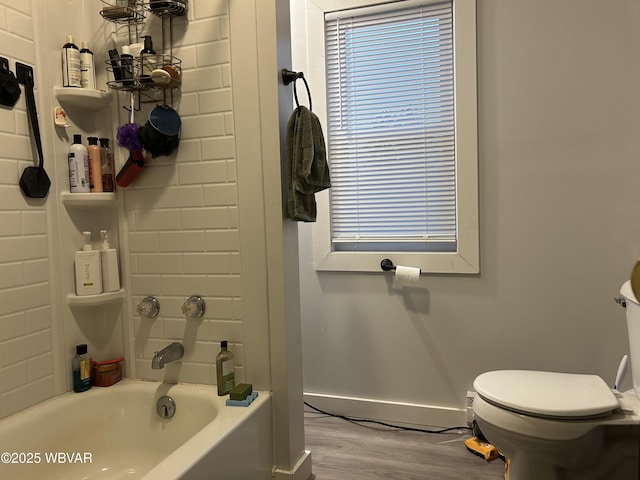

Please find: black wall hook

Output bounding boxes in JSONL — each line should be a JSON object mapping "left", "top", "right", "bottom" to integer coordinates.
{"left": 380, "top": 259, "right": 396, "bottom": 271}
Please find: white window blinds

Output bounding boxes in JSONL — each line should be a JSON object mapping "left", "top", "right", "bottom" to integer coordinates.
{"left": 325, "top": 1, "right": 456, "bottom": 252}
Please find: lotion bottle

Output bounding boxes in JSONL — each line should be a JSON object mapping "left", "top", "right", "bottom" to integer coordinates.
{"left": 62, "top": 35, "right": 81, "bottom": 87}
{"left": 216, "top": 340, "right": 235, "bottom": 395}
{"left": 75, "top": 231, "right": 102, "bottom": 296}
{"left": 68, "top": 134, "right": 90, "bottom": 193}
{"left": 100, "top": 230, "right": 120, "bottom": 293}
{"left": 87, "top": 137, "right": 103, "bottom": 192}
{"left": 72, "top": 344, "right": 92, "bottom": 392}
{"left": 79, "top": 41, "right": 96, "bottom": 89}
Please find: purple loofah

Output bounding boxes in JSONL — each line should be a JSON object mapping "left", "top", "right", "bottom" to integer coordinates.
{"left": 117, "top": 122, "right": 143, "bottom": 152}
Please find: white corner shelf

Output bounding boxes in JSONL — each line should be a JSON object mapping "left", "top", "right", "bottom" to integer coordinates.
{"left": 61, "top": 192, "right": 116, "bottom": 209}
{"left": 67, "top": 289, "right": 126, "bottom": 307}
{"left": 54, "top": 87, "right": 112, "bottom": 111}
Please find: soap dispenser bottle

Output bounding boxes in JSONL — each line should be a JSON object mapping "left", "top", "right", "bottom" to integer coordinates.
{"left": 216, "top": 341, "right": 235, "bottom": 396}
{"left": 75, "top": 231, "right": 103, "bottom": 296}
{"left": 100, "top": 230, "right": 120, "bottom": 293}
{"left": 72, "top": 344, "right": 92, "bottom": 392}
{"left": 140, "top": 35, "right": 156, "bottom": 81}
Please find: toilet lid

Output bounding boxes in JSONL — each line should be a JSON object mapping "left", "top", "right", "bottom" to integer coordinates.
{"left": 473, "top": 370, "right": 619, "bottom": 419}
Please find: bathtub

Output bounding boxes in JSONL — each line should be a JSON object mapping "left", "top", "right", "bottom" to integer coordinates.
{"left": 0, "top": 380, "right": 273, "bottom": 479}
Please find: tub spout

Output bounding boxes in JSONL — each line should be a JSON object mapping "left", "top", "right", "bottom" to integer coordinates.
{"left": 152, "top": 342, "right": 184, "bottom": 369}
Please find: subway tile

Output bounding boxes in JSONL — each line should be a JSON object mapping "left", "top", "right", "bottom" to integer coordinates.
{"left": 0, "top": 162, "right": 18, "bottom": 187}
{"left": 175, "top": 138, "right": 202, "bottom": 163}
{"left": 0, "top": 31, "right": 35, "bottom": 65}
{"left": 204, "top": 229, "right": 240, "bottom": 251}
{"left": 226, "top": 159, "right": 237, "bottom": 182}
{"left": 180, "top": 206, "right": 229, "bottom": 229}
{"left": 128, "top": 232, "right": 160, "bottom": 252}
{"left": 203, "top": 183, "right": 237, "bottom": 206}
{"left": 158, "top": 230, "right": 207, "bottom": 252}
{"left": 180, "top": 113, "right": 226, "bottom": 140}
{"left": 0, "top": 262, "right": 23, "bottom": 289}
{"left": 27, "top": 352, "right": 52, "bottom": 381}
{"left": 196, "top": 39, "right": 230, "bottom": 67}
{"left": 0, "top": 185, "right": 35, "bottom": 210}
{"left": 130, "top": 274, "right": 163, "bottom": 296}
{"left": 182, "top": 252, "right": 232, "bottom": 274}
{"left": 6, "top": 8, "right": 33, "bottom": 40}
{"left": 206, "top": 274, "right": 242, "bottom": 297}
{"left": 21, "top": 210, "right": 46, "bottom": 234}
{"left": 133, "top": 315, "right": 163, "bottom": 338}
{"left": 181, "top": 65, "right": 222, "bottom": 93}
{"left": 178, "top": 161, "right": 228, "bottom": 185}
{"left": 160, "top": 274, "right": 208, "bottom": 295}
{"left": 4, "top": 0, "right": 31, "bottom": 15}
{"left": 221, "top": 64, "right": 231, "bottom": 87}
{"left": 220, "top": 14, "right": 229, "bottom": 39}
{"left": 193, "top": 0, "right": 228, "bottom": 19}
{"left": 201, "top": 135, "right": 235, "bottom": 160}
{"left": 0, "top": 283, "right": 49, "bottom": 316}
{"left": 224, "top": 112, "right": 234, "bottom": 135}
{"left": 0, "top": 311, "right": 26, "bottom": 342}
{"left": 130, "top": 164, "right": 178, "bottom": 188}
{"left": 0, "top": 329, "right": 51, "bottom": 368}
{"left": 0, "top": 235, "right": 47, "bottom": 261}
{"left": 175, "top": 17, "right": 221, "bottom": 47}
{"left": 157, "top": 186, "right": 204, "bottom": 208}
{"left": 24, "top": 258, "right": 48, "bottom": 285}
{"left": 172, "top": 45, "right": 197, "bottom": 71}
{"left": 0, "top": 6, "right": 6, "bottom": 30}
{"left": 0, "top": 107, "right": 16, "bottom": 133}
{"left": 133, "top": 209, "right": 182, "bottom": 231}
{"left": 0, "top": 361, "right": 27, "bottom": 395}
{"left": 198, "top": 88, "right": 233, "bottom": 114}
{"left": 0, "top": 376, "right": 53, "bottom": 419}
{"left": 177, "top": 92, "right": 199, "bottom": 116}
{"left": 25, "top": 306, "right": 50, "bottom": 333}
{"left": 137, "top": 253, "right": 184, "bottom": 274}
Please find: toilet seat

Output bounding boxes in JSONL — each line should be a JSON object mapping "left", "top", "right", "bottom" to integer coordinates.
{"left": 474, "top": 370, "right": 619, "bottom": 419}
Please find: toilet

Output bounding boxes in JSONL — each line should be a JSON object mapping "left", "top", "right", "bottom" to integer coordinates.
{"left": 472, "top": 281, "right": 640, "bottom": 480}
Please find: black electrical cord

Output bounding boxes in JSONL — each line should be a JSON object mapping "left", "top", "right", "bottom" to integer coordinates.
{"left": 304, "top": 401, "right": 471, "bottom": 434}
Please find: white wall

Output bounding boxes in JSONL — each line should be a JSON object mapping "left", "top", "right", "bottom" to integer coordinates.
{"left": 296, "top": 0, "right": 640, "bottom": 426}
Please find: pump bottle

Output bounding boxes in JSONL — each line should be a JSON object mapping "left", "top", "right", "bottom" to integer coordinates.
{"left": 75, "top": 231, "right": 102, "bottom": 296}
{"left": 68, "top": 134, "right": 90, "bottom": 193}
{"left": 79, "top": 41, "right": 96, "bottom": 89}
{"left": 100, "top": 230, "right": 120, "bottom": 293}
{"left": 99, "top": 138, "right": 115, "bottom": 192}
{"left": 87, "top": 137, "right": 103, "bottom": 192}
{"left": 62, "top": 35, "right": 81, "bottom": 87}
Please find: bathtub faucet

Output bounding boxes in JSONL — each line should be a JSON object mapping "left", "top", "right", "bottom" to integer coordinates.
{"left": 151, "top": 342, "right": 185, "bottom": 369}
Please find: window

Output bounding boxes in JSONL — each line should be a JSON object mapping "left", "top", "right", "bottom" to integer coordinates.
{"left": 306, "top": 0, "right": 478, "bottom": 274}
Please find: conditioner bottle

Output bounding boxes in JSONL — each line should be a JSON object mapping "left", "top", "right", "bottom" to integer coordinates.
{"left": 100, "top": 230, "right": 120, "bottom": 293}
{"left": 216, "top": 341, "right": 235, "bottom": 395}
{"left": 79, "top": 41, "right": 96, "bottom": 89}
{"left": 72, "top": 344, "right": 92, "bottom": 392}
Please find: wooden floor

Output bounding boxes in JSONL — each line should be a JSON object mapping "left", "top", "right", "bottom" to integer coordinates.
{"left": 305, "top": 411, "right": 505, "bottom": 480}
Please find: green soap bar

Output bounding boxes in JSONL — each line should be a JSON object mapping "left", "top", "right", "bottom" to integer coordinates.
{"left": 229, "top": 383, "right": 252, "bottom": 401}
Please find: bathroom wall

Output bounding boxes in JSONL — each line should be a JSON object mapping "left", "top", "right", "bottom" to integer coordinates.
{"left": 0, "top": 0, "right": 56, "bottom": 419}
{"left": 295, "top": 0, "right": 640, "bottom": 426}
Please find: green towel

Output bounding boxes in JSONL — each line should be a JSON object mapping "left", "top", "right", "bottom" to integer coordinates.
{"left": 286, "top": 106, "right": 331, "bottom": 222}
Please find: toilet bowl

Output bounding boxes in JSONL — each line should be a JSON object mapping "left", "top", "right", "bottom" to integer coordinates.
{"left": 472, "top": 281, "right": 640, "bottom": 480}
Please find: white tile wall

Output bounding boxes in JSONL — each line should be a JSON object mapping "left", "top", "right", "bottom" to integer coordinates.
{"left": 126, "top": 1, "right": 243, "bottom": 385}
{"left": 0, "top": 0, "right": 53, "bottom": 419}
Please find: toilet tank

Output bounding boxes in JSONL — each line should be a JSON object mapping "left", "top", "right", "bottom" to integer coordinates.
{"left": 621, "top": 280, "right": 640, "bottom": 395}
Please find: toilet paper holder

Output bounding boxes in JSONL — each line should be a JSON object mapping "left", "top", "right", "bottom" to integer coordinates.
{"left": 380, "top": 258, "right": 397, "bottom": 271}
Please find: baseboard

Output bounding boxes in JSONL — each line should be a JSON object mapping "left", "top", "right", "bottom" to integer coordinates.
{"left": 273, "top": 450, "right": 312, "bottom": 480}
{"left": 303, "top": 392, "right": 466, "bottom": 428}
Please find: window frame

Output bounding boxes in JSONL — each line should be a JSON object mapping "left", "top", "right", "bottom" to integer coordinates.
{"left": 306, "top": 0, "right": 479, "bottom": 274}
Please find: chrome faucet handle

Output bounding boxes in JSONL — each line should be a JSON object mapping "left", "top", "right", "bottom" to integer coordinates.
{"left": 182, "top": 295, "right": 205, "bottom": 318}
{"left": 137, "top": 296, "right": 160, "bottom": 318}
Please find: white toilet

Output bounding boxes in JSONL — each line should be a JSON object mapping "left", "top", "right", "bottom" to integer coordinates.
{"left": 472, "top": 281, "right": 640, "bottom": 480}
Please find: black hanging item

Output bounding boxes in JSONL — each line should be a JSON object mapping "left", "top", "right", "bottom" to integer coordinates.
{"left": 0, "top": 57, "right": 21, "bottom": 108}
{"left": 16, "top": 63, "right": 50, "bottom": 198}
{"left": 281, "top": 69, "right": 312, "bottom": 111}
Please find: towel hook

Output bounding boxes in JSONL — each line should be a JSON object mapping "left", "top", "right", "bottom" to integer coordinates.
{"left": 380, "top": 259, "right": 396, "bottom": 271}
{"left": 281, "top": 68, "right": 312, "bottom": 112}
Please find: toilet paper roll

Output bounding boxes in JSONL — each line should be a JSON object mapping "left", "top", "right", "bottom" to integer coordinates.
{"left": 394, "top": 265, "right": 421, "bottom": 284}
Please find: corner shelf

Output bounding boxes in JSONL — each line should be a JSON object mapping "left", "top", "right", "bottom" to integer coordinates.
{"left": 61, "top": 192, "right": 116, "bottom": 209}
{"left": 67, "top": 289, "right": 125, "bottom": 307}
{"left": 54, "top": 87, "right": 112, "bottom": 111}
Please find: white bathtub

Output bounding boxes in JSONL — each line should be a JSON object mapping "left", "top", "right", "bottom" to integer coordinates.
{"left": 0, "top": 380, "right": 273, "bottom": 479}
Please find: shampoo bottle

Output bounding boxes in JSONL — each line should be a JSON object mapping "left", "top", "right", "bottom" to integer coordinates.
{"left": 120, "top": 45, "right": 134, "bottom": 86}
{"left": 87, "top": 137, "right": 103, "bottom": 192}
{"left": 62, "top": 35, "right": 81, "bottom": 87}
{"left": 79, "top": 41, "right": 96, "bottom": 90}
{"left": 216, "top": 340, "right": 235, "bottom": 396}
{"left": 75, "top": 231, "right": 103, "bottom": 296}
{"left": 140, "top": 35, "right": 156, "bottom": 81}
{"left": 72, "top": 344, "right": 92, "bottom": 392}
{"left": 99, "top": 138, "right": 115, "bottom": 192}
{"left": 68, "top": 134, "right": 90, "bottom": 193}
{"left": 100, "top": 230, "right": 120, "bottom": 293}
